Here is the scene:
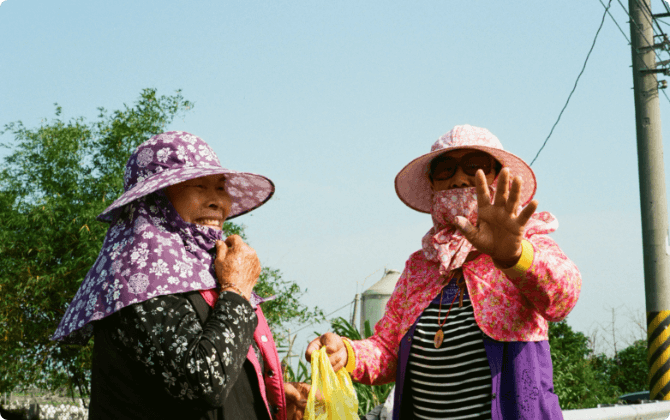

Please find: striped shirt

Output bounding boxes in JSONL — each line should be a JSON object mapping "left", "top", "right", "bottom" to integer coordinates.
{"left": 407, "top": 282, "right": 492, "bottom": 420}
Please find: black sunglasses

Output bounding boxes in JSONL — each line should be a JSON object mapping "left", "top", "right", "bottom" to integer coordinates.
{"left": 430, "top": 151, "right": 497, "bottom": 181}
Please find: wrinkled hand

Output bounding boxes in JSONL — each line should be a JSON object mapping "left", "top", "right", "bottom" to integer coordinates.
{"left": 305, "top": 332, "right": 348, "bottom": 372}
{"left": 453, "top": 168, "right": 538, "bottom": 268}
{"left": 285, "top": 382, "right": 310, "bottom": 420}
{"left": 214, "top": 235, "right": 261, "bottom": 299}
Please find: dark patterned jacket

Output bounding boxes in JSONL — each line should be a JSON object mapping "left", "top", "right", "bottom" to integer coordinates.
{"left": 88, "top": 291, "right": 285, "bottom": 419}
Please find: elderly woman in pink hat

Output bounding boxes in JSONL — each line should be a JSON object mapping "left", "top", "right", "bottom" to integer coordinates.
{"left": 307, "top": 125, "right": 581, "bottom": 419}
{"left": 53, "top": 132, "right": 309, "bottom": 420}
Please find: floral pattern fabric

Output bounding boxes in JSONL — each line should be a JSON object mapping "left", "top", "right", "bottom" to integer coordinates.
{"left": 107, "top": 291, "right": 257, "bottom": 405}
{"left": 395, "top": 124, "right": 536, "bottom": 214}
{"left": 422, "top": 187, "right": 486, "bottom": 275}
{"left": 99, "top": 131, "right": 274, "bottom": 222}
{"left": 52, "top": 192, "right": 231, "bottom": 343}
{"left": 53, "top": 131, "right": 275, "bottom": 344}
{"left": 348, "top": 212, "right": 581, "bottom": 386}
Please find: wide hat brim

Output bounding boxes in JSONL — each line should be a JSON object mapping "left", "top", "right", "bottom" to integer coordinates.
{"left": 98, "top": 166, "right": 274, "bottom": 222}
{"left": 395, "top": 145, "right": 536, "bottom": 213}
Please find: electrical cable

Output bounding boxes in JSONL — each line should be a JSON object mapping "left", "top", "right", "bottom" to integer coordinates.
{"left": 530, "top": 0, "right": 612, "bottom": 166}
{"left": 617, "top": 0, "right": 630, "bottom": 16}
{"left": 289, "top": 299, "right": 354, "bottom": 335}
{"left": 661, "top": 85, "right": 670, "bottom": 105}
{"left": 634, "top": 0, "right": 665, "bottom": 35}
{"left": 606, "top": 0, "right": 670, "bottom": 108}
{"left": 635, "top": 0, "right": 668, "bottom": 38}
{"left": 630, "top": 1, "right": 670, "bottom": 107}
{"left": 600, "top": 0, "right": 632, "bottom": 42}
{"left": 619, "top": 0, "right": 660, "bottom": 58}
{"left": 619, "top": 0, "right": 668, "bottom": 64}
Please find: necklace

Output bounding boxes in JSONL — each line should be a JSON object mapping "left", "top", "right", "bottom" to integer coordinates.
{"left": 434, "top": 278, "right": 466, "bottom": 349}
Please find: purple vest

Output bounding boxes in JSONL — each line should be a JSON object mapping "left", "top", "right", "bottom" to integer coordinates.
{"left": 392, "top": 290, "right": 564, "bottom": 420}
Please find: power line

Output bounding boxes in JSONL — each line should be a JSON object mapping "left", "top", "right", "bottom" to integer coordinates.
{"left": 634, "top": 0, "right": 662, "bottom": 33}
{"left": 617, "top": 0, "right": 669, "bottom": 63}
{"left": 623, "top": 0, "right": 661, "bottom": 59}
{"left": 530, "top": 0, "right": 612, "bottom": 166}
{"left": 600, "top": 0, "right": 631, "bottom": 42}
{"left": 289, "top": 299, "right": 354, "bottom": 335}
{"left": 598, "top": 0, "right": 670, "bottom": 108}
{"left": 635, "top": 0, "right": 668, "bottom": 37}
{"left": 662, "top": 85, "right": 670, "bottom": 104}
{"left": 643, "top": 1, "right": 670, "bottom": 110}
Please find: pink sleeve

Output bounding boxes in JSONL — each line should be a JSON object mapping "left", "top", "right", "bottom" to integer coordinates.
{"left": 347, "top": 265, "right": 411, "bottom": 385}
{"left": 507, "top": 233, "right": 582, "bottom": 322}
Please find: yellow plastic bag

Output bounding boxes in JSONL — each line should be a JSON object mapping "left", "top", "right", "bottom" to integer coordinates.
{"left": 304, "top": 346, "right": 359, "bottom": 420}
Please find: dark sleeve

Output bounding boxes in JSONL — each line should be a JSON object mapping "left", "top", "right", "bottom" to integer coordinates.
{"left": 110, "top": 291, "right": 257, "bottom": 408}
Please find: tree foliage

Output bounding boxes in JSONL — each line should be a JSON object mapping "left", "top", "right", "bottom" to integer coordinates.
{"left": 607, "top": 339, "right": 648, "bottom": 395}
{"left": 0, "top": 89, "right": 322, "bottom": 398}
{"left": 549, "top": 320, "right": 648, "bottom": 410}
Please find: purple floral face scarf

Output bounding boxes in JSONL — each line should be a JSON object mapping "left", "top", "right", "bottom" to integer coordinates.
{"left": 53, "top": 131, "right": 275, "bottom": 343}
{"left": 52, "top": 192, "right": 225, "bottom": 342}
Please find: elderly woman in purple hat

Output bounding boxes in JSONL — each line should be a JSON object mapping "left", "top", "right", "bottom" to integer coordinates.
{"left": 307, "top": 125, "right": 582, "bottom": 419}
{"left": 53, "top": 132, "right": 309, "bottom": 420}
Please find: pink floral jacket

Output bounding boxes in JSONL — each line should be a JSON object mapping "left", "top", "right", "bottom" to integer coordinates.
{"left": 348, "top": 212, "right": 581, "bottom": 385}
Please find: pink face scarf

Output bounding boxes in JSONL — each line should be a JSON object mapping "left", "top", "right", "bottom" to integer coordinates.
{"left": 421, "top": 187, "right": 493, "bottom": 275}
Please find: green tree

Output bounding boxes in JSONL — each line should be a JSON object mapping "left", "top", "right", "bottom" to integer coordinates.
{"left": 608, "top": 339, "right": 648, "bottom": 395}
{"left": 549, "top": 321, "right": 620, "bottom": 409}
{"left": 0, "top": 88, "right": 322, "bottom": 399}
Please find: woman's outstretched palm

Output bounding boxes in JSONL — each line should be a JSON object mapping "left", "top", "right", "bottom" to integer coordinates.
{"left": 453, "top": 168, "right": 538, "bottom": 267}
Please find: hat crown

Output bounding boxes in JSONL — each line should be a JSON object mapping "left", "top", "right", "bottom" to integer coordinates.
{"left": 431, "top": 124, "right": 504, "bottom": 152}
{"left": 123, "top": 131, "right": 223, "bottom": 191}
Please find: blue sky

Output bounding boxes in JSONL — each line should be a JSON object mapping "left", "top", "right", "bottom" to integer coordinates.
{"left": 2, "top": 0, "right": 668, "bottom": 356}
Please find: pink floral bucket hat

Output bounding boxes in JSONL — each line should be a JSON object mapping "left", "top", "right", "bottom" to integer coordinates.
{"left": 395, "top": 124, "right": 536, "bottom": 213}
{"left": 98, "top": 131, "right": 274, "bottom": 222}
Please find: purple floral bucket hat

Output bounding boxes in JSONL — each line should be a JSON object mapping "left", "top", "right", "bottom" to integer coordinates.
{"left": 98, "top": 131, "right": 274, "bottom": 222}
{"left": 52, "top": 131, "right": 274, "bottom": 343}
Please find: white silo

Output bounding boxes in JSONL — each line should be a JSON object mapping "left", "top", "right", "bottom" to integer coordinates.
{"left": 359, "top": 269, "right": 401, "bottom": 335}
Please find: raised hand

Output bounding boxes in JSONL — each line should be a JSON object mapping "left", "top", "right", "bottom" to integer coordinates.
{"left": 453, "top": 167, "right": 537, "bottom": 268}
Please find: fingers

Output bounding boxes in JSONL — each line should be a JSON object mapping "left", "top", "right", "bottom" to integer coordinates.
{"left": 215, "top": 240, "right": 228, "bottom": 261}
{"left": 453, "top": 216, "right": 478, "bottom": 243}
{"left": 305, "top": 336, "right": 323, "bottom": 361}
{"left": 320, "top": 332, "right": 346, "bottom": 370}
{"left": 304, "top": 333, "right": 346, "bottom": 371}
{"left": 505, "top": 176, "right": 522, "bottom": 215}
{"left": 224, "top": 234, "right": 243, "bottom": 250}
{"left": 493, "top": 168, "right": 510, "bottom": 207}
{"left": 293, "top": 382, "right": 311, "bottom": 399}
{"left": 217, "top": 235, "right": 261, "bottom": 296}
{"left": 285, "top": 383, "right": 306, "bottom": 420}
{"left": 284, "top": 382, "right": 306, "bottom": 405}
{"left": 516, "top": 199, "right": 538, "bottom": 227}
{"left": 329, "top": 351, "right": 347, "bottom": 372}
{"left": 474, "top": 169, "right": 492, "bottom": 208}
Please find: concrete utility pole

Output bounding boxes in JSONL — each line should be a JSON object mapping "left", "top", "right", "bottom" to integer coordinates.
{"left": 629, "top": 0, "right": 670, "bottom": 400}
